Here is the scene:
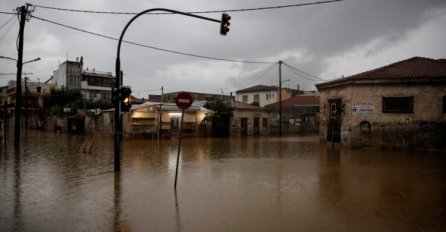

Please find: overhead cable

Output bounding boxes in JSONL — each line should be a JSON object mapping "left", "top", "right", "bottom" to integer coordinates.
{"left": 30, "top": 15, "right": 275, "bottom": 64}
{"left": 283, "top": 62, "right": 325, "bottom": 81}
{"left": 0, "top": 15, "right": 16, "bottom": 30}
{"left": 0, "top": 15, "right": 17, "bottom": 41}
{"left": 32, "top": 0, "right": 344, "bottom": 15}
{"left": 225, "top": 62, "right": 278, "bottom": 92}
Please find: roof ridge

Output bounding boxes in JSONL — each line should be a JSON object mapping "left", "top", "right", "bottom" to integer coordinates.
{"left": 316, "top": 56, "right": 446, "bottom": 89}
{"left": 347, "top": 56, "right": 445, "bottom": 79}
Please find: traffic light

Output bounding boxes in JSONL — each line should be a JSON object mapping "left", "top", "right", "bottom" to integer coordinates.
{"left": 120, "top": 86, "right": 132, "bottom": 112}
{"left": 220, "top": 13, "right": 231, "bottom": 36}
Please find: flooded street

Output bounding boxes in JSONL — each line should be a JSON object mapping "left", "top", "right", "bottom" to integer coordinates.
{"left": 1, "top": 131, "right": 446, "bottom": 231}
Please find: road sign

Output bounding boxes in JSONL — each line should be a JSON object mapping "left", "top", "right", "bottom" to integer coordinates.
{"left": 175, "top": 91, "right": 193, "bottom": 110}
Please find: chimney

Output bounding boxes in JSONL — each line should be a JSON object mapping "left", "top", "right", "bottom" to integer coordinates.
{"left": 76, "top": 57, "right": 78, "bottom": 62}
{"left": 80, "top": 56, "right": 83, "bottom": 64}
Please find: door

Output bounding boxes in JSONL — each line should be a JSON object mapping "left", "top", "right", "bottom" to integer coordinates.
{"left": 171, "top": 117, "right": 180, "bottom": 136}
{"left": 253, "top": 117, "right": 260, "bottom": 136}
{"left": 327, "top": 99, "right": 342, "bottom": 143}
{"left": 241, "top": 118, "right": 248, "bottom": 136}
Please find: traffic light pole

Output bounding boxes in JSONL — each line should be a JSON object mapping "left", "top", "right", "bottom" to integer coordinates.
{"left": 114, "top": 8, "right": 225, "bottom": 172}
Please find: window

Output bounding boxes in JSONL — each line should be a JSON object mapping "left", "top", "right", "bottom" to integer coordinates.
{"left": 242, "top": 95, "right": 248, "bottom": 103}
{"left": 253, "top": 94, "right": 259, "bottom": 103}
{"left": 382, "top": 97, "right": 413, "bottom": 113}
{"left": 443, "top": 96, "right": 446, "bottom": 114}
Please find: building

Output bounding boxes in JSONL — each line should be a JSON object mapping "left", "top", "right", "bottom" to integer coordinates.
{"left": 160, "top": 91, "right": 234, "bottom": 103}
{"left": 81, "top": 70, "right": 115, "bottom": 100}
{"left": 52, "top": 56, "right": 115, "bottom": 101}
{"left": 265, "top": 95, "right": 320, "bottom": 134}
{"left": 0, "top": 79, "right": 55, "bottom": 131}
{"left": 235, "top": 85, "right": 296, "bottom": 107}
{"left": 230, "top": 101, "right": 270, "bottom": 136}
{"left": 53, "top": 57, "right": 84, "bottom": 89}
{"left": 122, "top": 101, "right": 208, "bottom": 139}
{"left": 315, "top": 57, "right": 446, "bottom": 150}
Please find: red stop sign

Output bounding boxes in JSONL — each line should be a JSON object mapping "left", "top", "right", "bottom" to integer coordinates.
{"left": 175, "top": 92, "right": 193, "bottom": 110}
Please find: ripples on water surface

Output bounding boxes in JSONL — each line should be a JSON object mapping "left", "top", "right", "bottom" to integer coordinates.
{"left": 1, "top": 131, "right": 445, "bottom": 231}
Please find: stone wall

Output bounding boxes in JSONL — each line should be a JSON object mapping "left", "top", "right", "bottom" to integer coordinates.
{"left": 319, "top": 83, "right": 446, "bottom": 150}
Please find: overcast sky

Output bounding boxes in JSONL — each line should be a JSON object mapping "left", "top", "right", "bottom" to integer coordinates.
{"left": 1, "top": 0, "right": 445, "bottom": 98}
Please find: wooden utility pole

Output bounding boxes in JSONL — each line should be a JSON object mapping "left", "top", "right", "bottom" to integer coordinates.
{"left": 14, "top": 5, "right": 31, "bottom": 147}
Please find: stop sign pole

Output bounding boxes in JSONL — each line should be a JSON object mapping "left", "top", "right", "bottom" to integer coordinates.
{"left": 174, "top": 92, "right": 193, "bottom": 190}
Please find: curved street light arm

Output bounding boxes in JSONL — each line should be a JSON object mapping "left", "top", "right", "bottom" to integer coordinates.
{"left": 114, "top": 8, "right": 223, "bottom": 172}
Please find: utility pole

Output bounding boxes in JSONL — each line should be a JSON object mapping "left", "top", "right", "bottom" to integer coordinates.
{"left": 278, "top": 60, "right": 283, "bottom": 136}
{"left": 14, "top": 5, "right": 32, "bottom": 147}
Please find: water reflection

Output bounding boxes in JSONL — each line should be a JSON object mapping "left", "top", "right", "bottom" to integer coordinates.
{"left": 114, "top": 171, "right": 129, "bottom": 232}
{"left": 174, "top": 190, "right": 182, "bottom": 232}
{"left": 1, "top": 132, "right": 446, "bottom": 231}
{"left": 13, "top": 149, "right": 21, "bottom": 232}
{"left": 317, "top": 148, "right": 446, "bottom": 231}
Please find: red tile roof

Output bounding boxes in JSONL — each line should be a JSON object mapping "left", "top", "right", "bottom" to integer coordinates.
{"left": 232, "top": 101, "right": 264, "bottom": 110}
{"left": 236, "top": 85, "right": 278, "bottom": 93}
{"left": 265, "top": 95, "right": 320, "bottom": 108}
{"left": 316, "top": 57, "right": 446, "bottom": 89}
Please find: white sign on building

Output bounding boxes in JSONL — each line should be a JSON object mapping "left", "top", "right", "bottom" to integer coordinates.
{"left": 352, "top": 101, "right": 374, "bottom": 115}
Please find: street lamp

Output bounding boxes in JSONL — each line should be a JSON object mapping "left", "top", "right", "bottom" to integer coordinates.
{"left": 0, "top": 56, "right": 17, "bottom": 62}
{"left": 113, "top": 8, "right": 227, "bottom": 172}
{"left": 0, "top": 55, "right": 40, "bottom": 65}
{"left": 23, "top": 57, "right": 41, "bottom": 65}
{"left": 1, "top": 55, "right": 41, "bottom": 146}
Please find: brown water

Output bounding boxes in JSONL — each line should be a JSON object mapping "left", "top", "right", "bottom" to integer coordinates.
{"left": 1, "top": 131, "right": 445, "bottom": 231}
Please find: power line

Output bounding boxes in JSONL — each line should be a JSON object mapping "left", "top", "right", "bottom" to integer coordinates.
{"left": 225, "top": 63, "right": 278, "bottom": 92}
{"left": 30, "top": 15, "right": 275, "bottom": 64}
{"left": 0, "top": 15, "right": 16, "bottom": 30}
{"left": 283, "top": 64, "right": 323, "bottom": 83}
{"left": 33, "top": 0, "right": 344, "bottom": 15}
{"left": 0, "top": 15, "right": 17, "bottom": 41}
{"left": 282, "top": 62, "right": 325, "bottom": 82}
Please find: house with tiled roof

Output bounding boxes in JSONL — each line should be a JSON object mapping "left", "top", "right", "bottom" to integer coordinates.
{"left": 316, "top": 57, "right": 446, "bottom": 150}
{"left": 235, "top": 84, "right": 297, "bottom": 107}
{"left": 265, "top": 95, "right": 320, "bottom": 134}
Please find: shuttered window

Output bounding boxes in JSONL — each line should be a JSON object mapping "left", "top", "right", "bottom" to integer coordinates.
{"left": 382, "top": 97, "right": 413, "bottom": 113}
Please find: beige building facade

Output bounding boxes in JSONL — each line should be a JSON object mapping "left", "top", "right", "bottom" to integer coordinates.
{"left": 316, "top": 57, "right": 446, "bottom": 150}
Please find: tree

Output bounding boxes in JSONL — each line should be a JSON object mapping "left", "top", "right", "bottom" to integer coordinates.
{"left": 203, "top": 98, "right": 233, "bottom": 137}
{"left": 42, "top": 87, "right": 82, "bottom": 116}
{"left": 42, "top": 87, "right": 113, "bottom": 116}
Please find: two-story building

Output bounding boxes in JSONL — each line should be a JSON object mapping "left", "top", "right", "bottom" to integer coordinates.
{"left": 235, "top": 85, "right": 296, "bottom": 107}
{"left": 81, "top": 70, "right": 115, "bottom": 100}
{"left": 52, "top": 56, "right": 115, "bottom": 101}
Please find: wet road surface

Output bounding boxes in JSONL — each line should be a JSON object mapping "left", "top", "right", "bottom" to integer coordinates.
{"left": 1, "top": 131, "right": 445, "bottom": 231}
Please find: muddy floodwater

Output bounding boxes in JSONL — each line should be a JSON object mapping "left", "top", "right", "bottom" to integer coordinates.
{"left": 1, "top": 131, "right": 446, "bottom": 231}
